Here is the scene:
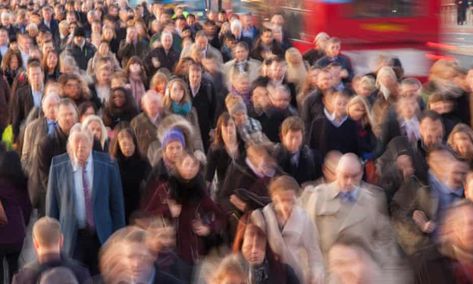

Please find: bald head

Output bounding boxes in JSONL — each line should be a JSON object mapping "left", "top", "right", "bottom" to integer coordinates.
{"left": 336, "top": 153, "right": 363, "bottom": 192}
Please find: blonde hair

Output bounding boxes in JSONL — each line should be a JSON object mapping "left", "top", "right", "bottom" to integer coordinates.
{"left": 81, "top": 115, "right": 108, "bottom": 149}
{"left": 375, "top": 66, "right": 397, "bottom": 89}
{"left": 347, "top": 95, "right": 374, "bottom": 128}
{"left": 33, "top": 217, "right": 62, "bottom": 248}
{"left": 163, "top": 78, "right": 192, "bottom": 109}
{"left": 285, "top": 47, "right": 307, "bottom": 91}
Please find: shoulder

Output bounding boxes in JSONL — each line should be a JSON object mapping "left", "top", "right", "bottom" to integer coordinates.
{"left": 51, "top": 153, "right": 71, "bottom": 167}
{"left": 93, "top": 151, "right": 115, "bottom": 165}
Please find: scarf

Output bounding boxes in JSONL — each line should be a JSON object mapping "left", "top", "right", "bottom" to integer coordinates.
{"left": 249, "top": 260, "right": 269, "bottom": 284}
{"left": 171, "top": 101, "right": 192, "bottom": 116}
{"left": 129, "top": 73, "right": 146, "bottom": 106}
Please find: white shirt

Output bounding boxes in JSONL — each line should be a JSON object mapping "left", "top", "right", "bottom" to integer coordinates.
{"left": 324, "top": 108, "right": 348, "bottom": 128}
{"left": 72, "top": 155, "right": 94, "bottom": 229}
{"left": 31, "top": 88, "right": 43, "bottom": 108}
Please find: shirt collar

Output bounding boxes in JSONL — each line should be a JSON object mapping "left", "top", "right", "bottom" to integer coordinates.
{"left": 72, "top": 154, "right": 93, "bottom": 172}
{"left": 324, "top": 108, "right": 348, "bottom": 127}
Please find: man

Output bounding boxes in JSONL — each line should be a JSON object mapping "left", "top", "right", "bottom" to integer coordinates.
{"left": 274, "top": 116, "right": 322, "bottom": 185}
{"left": 250, "top": 28, "right": 283, "bottom": 62}
{"left": 65, "top": 27, "right": 95, "bottom": 70}
{"left": 391, "top": 148, "right": 469, "bottom": 255}
{"left": 17, "top": 32, "right": 31, "bottom": 68}
{"left": 12, "top": 217, "right": 91, "bottom": 284}
{"left": 10, "top": 59, "right": 44, "bottom": 139}
{"left": 265, "top": 56, "right": 297, "bottom": 108}
{"left": 39, "top": 6, "right": 59, "bottom": 40}
{"left": 144, "top": 31, "right": 180, "bottom": 75}
{"left": 0, "top": 27, "right": 9, "bottom": 60}
{"left": 187, "top": 62, "right": 217, "bottom": 152}
{"left": 180, "top": 30, "right": 223, "bottom": 64}
{"left": 36, "top": 99, "right": 78, "bottom": 215}
{"left": 22, "top": 93, "right": 60, "bottom": 207}
{"left": 315, "top": 37, "right": 354, "bottom": 82}
{"left": 241, "top": 12, "right": 259, "bottom": 44}
{"left": 412, "top": 200, "right": 473, "bottom": 283}
{"left": 303, "top": 32, "right": 329, "bottom": 66}
{"left": 223, "top": 41, "right": 261, "bottom": 89}
{"left": 0, "top": 11, "right": 18, "bottom": 41}
{"left": 261, "top": 85, "right": 297, "bottom": 142}
{"left": 130, "top": 91, "right": 165, "bottom": 159}
{"left": 117, "top": 25, "right": 148, "bottom": 67}
{"left": 304, "top": 153, "right": 410, "bottom": 282}
{"left": 46, "top": 128, "right": 125, "bottom": 273}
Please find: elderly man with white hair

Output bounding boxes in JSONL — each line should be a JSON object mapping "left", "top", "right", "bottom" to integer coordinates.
{"left": 130, "top": 90, "right": 166, "bottom": 158}
{"left": 46, "top": 126, "right": 125, "bottom": 274}
{"left": 304, "top": 153, "right": 412, "bottom": 283}
{"left": 144, "top": 31, "right": 180, "bottom": 75}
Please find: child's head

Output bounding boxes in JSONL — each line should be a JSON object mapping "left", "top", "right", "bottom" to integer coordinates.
{"left": 428, "top": 93, "right": 455, "bottom": 115}
{"left": 353, "top": 75, "right": 376, "bottom": 97}
{"left": 324, "top": 89, "right": 349, "bottom": 118}
{"left": 347, "top": 95, "right": 370, "bottom": 123}
{"left": 396, "top": 96, "right": 419, "bottom": 120}
{"left": 325, "top": 37, "right": 341, "bottom": 58}
{"left": 280, "top": 116, "right": 304, "bottom": 153}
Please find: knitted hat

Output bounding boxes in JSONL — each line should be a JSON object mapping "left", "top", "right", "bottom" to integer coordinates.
{"left": 162, "top": 128, "right": 186, "bottom": 148}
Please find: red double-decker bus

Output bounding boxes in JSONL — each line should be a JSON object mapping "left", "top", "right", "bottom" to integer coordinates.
{"left": 240, "top": 0, "right": 441, "bottom": 78}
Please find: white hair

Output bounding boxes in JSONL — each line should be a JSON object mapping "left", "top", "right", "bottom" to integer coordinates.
{"left": 67, "top": 125, "right": 94, "bottom": 161}
{"left": 81, "top": 115, "right": 108, "bottom": 149}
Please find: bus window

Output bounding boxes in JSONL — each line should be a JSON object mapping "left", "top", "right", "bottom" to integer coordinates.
{"left": 353, "top": 0, "right": 422, "bottom": 18}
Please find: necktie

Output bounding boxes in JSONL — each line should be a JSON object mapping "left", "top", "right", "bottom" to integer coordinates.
{"left": 47, "top": 121, "right": 57, "bottom": 135}
{"left": 82, "top": 164, "right": 94, "bottom": 229}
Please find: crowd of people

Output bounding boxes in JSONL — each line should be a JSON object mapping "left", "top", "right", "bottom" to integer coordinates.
{"left": 0, "top": 0, "right": 472, "bottom": 283}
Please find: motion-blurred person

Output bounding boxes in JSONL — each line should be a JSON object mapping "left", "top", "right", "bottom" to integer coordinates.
{"left": 327, "top": 237, "right": 382, "bottom": 284}
{"left": 412, "top": 200, "right": 473, "bottom": 283}
{"left": 37, "top": 267, "right": 79, "bottom": 284}
{"left": 315, "top": 37, "right": 353, "bottom": 81}
{"left": 223, "top": 42, "right": 261, "bottom": 89}
{"left": 209, "top": 254, "right": 248, "bottom": 284}
{"left": 304, "top": 153, "right": 410, "bottom": 283}
{"left": 447, "top": 123, "right": 473, "bottom": 168}
{"left": 46, "top": 127, "right": 125, "bottom": 273}
{"left": 12, "top": 217, "right": 90, "bottom": 284}
{"left": 302, "top": 32, "right": 329, "bottom": 66}
{"left": 251, "top": 176, "right": 325, "bottom": 283}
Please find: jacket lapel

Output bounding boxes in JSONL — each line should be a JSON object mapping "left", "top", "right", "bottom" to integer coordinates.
{"left": 338, "top": 187, "right": 369, "bottom": 233}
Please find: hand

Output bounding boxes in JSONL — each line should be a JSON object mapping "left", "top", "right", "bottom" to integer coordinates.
{"left": 230, "top": 194, "right": 246, "bottom": 211}
{"left": 192, "top": 219, "right": 211, "bottom": 236}
{"left": 167, "top": 199, "right": 182, "bottom": 218}
{"left": 413, "top": 210, "right": 435, "bottom": 233}
{"left": 396, "top": 154, "right": 414, "bottom": 180}
{"left": 152, "top": 57, "right": 160, "bottom": 68}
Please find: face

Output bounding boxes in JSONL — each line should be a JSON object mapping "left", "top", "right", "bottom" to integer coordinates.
{"left": 73, "top": 36, "right": 85, "bottom": 46}
{"left": 419, "top": 118, "right": 443, "bottom": 149}
{"left": 252, "top": 87, "right": 270, "bottom": 109}
{"left": 261, "top": 31, "right": 272, "bottom": 45}
{"left": 64, "top": 79, "right": 81, "bottom": 99}
{"left": 337, "top": 162, "right": 362, "bottom": 192}
{"left": 118, "top": 131, "right": 136, "bottom": 158}
{"left": 43, "top": 96, "right": 58, "bottom": 120}
{"left": 189, "top": 67, "right": 202, "bottom": 86}
{"left": 28, "top": 67, "right": 44, "bottom": 88}
{"left": 123, "top": 243, "right": 155, "bottom": 283}
{"left": 282, "top": 130, "right": 303, "bottom": 153}
{"left": 57, "top": 104, "right": 78, "bottom": 133}
{"left": 9, "top": 55, "right": 19, "bottom": 70}
{"left": 326, "top": 42, "right": 341, "bottom": 57}
{"left": 98, "top": 67, "right": 112, "bottom": 84}
{"left": 113, "top": 90, "right": 126, "bottom": 107}
{"left": 270, "top": 90, "right": 290, "bottom": 109}
{"left": 144, "top": 96, "right": 161, "bottom": 118}
{"left": 74, "top": 136, "right": 92, "bottom": 165}
{"left": 195, "top": 36, "right": 208, "bottom": 50}
{"left": 398, "top": 98, "right": 418, "bottom": 119}
{"left": 0, "top": 31, "right": 8, "bottom": 45}
{"left": 177, "top": 156, "right": 199, "bottom": 180}
{"left": 318, "top": 72, "right": 333, "bottom": 91}
{"left": 164, "top": 141, "right": 183, "bottom": 164}
{"left": 87, "top": 120, "right": 102, "bottom": 140}
{"left": 348, "top": 102, "right": 366, "bottom": 122}
{"left": 98, "top": 43, "right": 109, "bottom": 55}
{"left": 170, "top": 82, "right": 185, "bottom": 102}
{"left": 328, "top": 245, "right": 370, "bottom": 284}
{"left": 162, "top": 34, "right": 172, "bottom": 50}
{"left": 234, "top": 46, "right": 248, "bottom": 62}
{"left": 272, "top": 190, "right": 296, "bottom": 220}
{"left": 241, "top": 228, "right": 266, "bottom": 265}
{"left": 332, "top": 95, "right": 349, "bottom": 118}
{"left": 453, "top": 132, "right": 473, "bottom": 158}
{"left": 445, "top": 161, "right": 468, "bottom": 189}
{"left": 221, "top": 119, "right": 237, "bottom": 142}
{"left": 270, "top": 62, "right": 286, "bottom": 81}
{"left": 234, "top": 78, "right": 250, "bottom": 94}
{"left": 400, "top": 83, "right": 420, "bottom": 99}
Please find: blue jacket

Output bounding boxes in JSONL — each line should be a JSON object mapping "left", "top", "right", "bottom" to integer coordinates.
{"left": 46, "top": 151, "right": 125, "bottom": 256}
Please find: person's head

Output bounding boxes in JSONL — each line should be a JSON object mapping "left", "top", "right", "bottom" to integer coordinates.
{"left": 213, "top": 112, "right": 237, "bottom": 146}
{"left": 59, "top": 73, "right": 88, "bottom": 100}
{"left": 260, "top": 28, "right": 273, "bottom": 46}
{"left": 95, "top": 60, "right": 112, "bottom": 85}
{"left": 269, "top": 175, "right": 299, "bottom": 219}
{"left": 323, "top": 151, "right": 342, "bottom": 183}
{"left": 59, "top": 54, "right": 79, "bottom": 74}
{"left": 428, "top": 93, "right": 455, "bottom": 115}
{"left": 226, "top": 95, "right": 247, "bottom": 125}
{"left": 317, "top": 68, "right": 333, "bottom": 91}
{"left": 42, "top": 92, "right": 60, "bottom": 121}
{"left": 1, "top": 49, "right": 22, "bottom": 72}
{"left": 247, "top": 144, "right": 275, "bottom": 177}
{"left": 0, "top": 11, "right": 12, "bottom": 26}
{"left": 67, "top": 126, "right": 94, "bottom": 165}
{"left": 33, "top": 217, "right": 63, "bottom": 256}
{"left": 149, "top": 71, "right": 169, "bottom": 95}
{"left": 376, "top": 66, "right": 398, "bottom": 94}
{"left": 336, "top": 153, "right": 363, "bottom": 192}
{"left": 268, "top": 85, "right": 290, "bottom": 110}
{"left": 231, "top": 71, "right": 250, "bottom": 94}
{"left": 325, "top": 37, "right": 341, "bottom": 58}
{"left": 251, "top": 86, "right": 270, "bottom": 110}
{"left": 17, "top": 32, "right": 32, "bottom": 52}
{"left": 440, "top": 201, "right": 473, "bottom": 254}
{"left": 271, "top": 25, "right": 283, "bottom": 43}
{"left": 233, "top": 41, "right": 249, "bottom": 62}
{"left": 0, "top": 28, "right": 8, "bottom": 46}
{"left": 230, "top": 19, "right": 242, "bottom": 38}
{"left": 188, "top": 61, "right": 203, "bottom": 87}
{"left": 78, "top": 101, "right": 96, "bottom": 123}
{"left": 347, "top": 96, "right": 372, "bottom": 126}
{"left": 102, "top": 25, "right": 115, "bottom": 41}
{"left": 72, "top": 26, "right": 86, "bottom": 46}
{"left": 141, "top": 90, "right": 162, "bottom": 118}
{"left": 353, "top": 75, "right": 376, "bottom": 97}
{"left": 27, "top": 60, "right": 44, "bottom": 90}
{"left": 324, "top": 89, "right": 350, "bottom": 119}
{"left": 125, "top": 56, "right": 145, "bottom": 76}
{"left": 210, "top": 255, "right": 247, "bottom": 284}
{"left": 164, "top": 78, "right": 190, "bottom": 106}
{"left": 268, "top": 57, "right": 286, "bottom": 81}
{"left": 428, "top": 148, "right": 468, "bottom": 189}
{"left": 328, "top": 237, "right": 380, "bottom": 284}
{"left": 42, "top": 49, "right": 59, "bottom": 72}
{"left": 240, "top": 223, "right": 267, "bottom": 266}
{"left": 448, "top": 124, "right": 473, "bottom": 161}
{"left": 42, "top": 5, "right": 53, "bottom": 21}
{"left": 56, "top": 98, "right": 79, "bottom": 134}
{"left": 126, "top": 25, "right": 138, "bottom": 42}
{"left": 109, "top": 87, "right": 128, "bottom": 109}
{"left": 161, "top": 128, "right": 185, "bottom": 165}
{"left": 313, "top": 32, "right": 330, "bottom": 50}
{"left": 82, "top": 115, "right": 107, "bottom": 145}
{"left": 194, "top": 30, "right": 209, "bottom": 50}
{"left": 160, "top": 31, "right": 173, "bottom": 51}
{"left": 280, "top": 116, "right": 304, "bottom": 153}
{"left": 400, "top": 77, "right": 422, "bottom": 99}
{"left": 419, "top": 111, "right": 444, "bottom": 149}
{"left": 175, "top": 152, "right": 200, "bottom": 180}
{"left": 38, "top": 267, "right": 78, "bottom": 284}
{"left": 396, "top": 96, "right": 419, "bottom": 120}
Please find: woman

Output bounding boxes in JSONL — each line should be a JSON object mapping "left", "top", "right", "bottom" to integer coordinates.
{"left": 233, "top": 217, "right": 300, "bottom": 284}
{"left": 143, "top": 152, "right": 225, "bottom": 265}
{"left": 251, "top": 176, "right": 324, "bottom": 284}
{"left": 90, "top": 59, "right": 112, "bottom": 106}
{"left": 448, "top": 123, "right": 473, "bottom": 167}
{"left": 296, "top": 67, "right": 319, "bottom": 110}
{"left": 90, "top": 20, "right": 102, "bottom": 48}
{"left": 58, "top": 73, "right": 101, "bottom": 109}
{"left": 86, "top": 40, "right": 121, "bottom": 76}
{"left": 135, "top": 20, "right": 150, "bottom": 46}
{"left": 102, "top": 24, "right": 120, "bottom": 54}
{"left": 371, "top": 66, "right": 399, "bottom": 137}
{"left": 149, "top": 71, "right": 169, "bottom": 99}
{"left": 285, "top": 48, "right": 308, "bottom": 92}
{"left": 1, "top": 49, "right": 23, "bottom": 87}
{"left": 206, "top": 112, "right": 245, "bottom": 193}
{"left": 0, "top": 149, "right": 31, "bottom": 283}
{"left": 102, "top": 87, "right": 139, "bottom": 129}
{"left": 347, "top": 96, "right": 377, "bottom": 160}
{"left": 42, "top": 49, "right": 60, "bottom": 81}
{"left": 125, "top": 56, "right": 148, "bottom": 108}
{"left": 82, "top": 115, "right": 110, "bottom": 152}
{"left": 110, "top": 126, "right": 151, "bottom": 223}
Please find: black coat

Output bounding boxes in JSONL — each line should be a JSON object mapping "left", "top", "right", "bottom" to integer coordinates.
{"left": 66, "top": 42, "right": 96, "bottom": 70}
{"left": 12, "top": 254, "right": 91, "bottom": 284}
{"left": 117, "top": 39, "right": 149, "bottom": 67}
{"left": 10, "top": 85, "right": 36, "bottom": 139}
{"left": 273, "top": 144, "right": 322, "bottom": 185}
{"left": 300, "top": 91, "right": 324, "bottom": 140}
{"left": 144, "top": 47, "right": 180, "bottom": 75}
{"left": 411, "top": 245, "right": 457, "bottom": 284}
{"left": 189, "top": 79, "right": 217, "bottom": 152}
{"left": 261, "top": 107, "right": 295, "bottom": 143}
{"left": 205, "top": 140, "right": 245, "bottom": 186}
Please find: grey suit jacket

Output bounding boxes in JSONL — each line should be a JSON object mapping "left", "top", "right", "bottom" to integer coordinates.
{"left": 46, "top": 151, "right": 125, "bottom": 256}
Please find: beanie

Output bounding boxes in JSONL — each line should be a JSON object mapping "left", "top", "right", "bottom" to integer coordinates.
{"left": 162, "top": 128, "right": 186, "bottom": 149}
